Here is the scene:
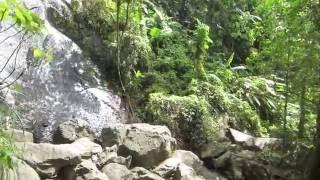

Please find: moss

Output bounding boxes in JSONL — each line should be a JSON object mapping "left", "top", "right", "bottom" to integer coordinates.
{"left": 188, "top": 81, "right": 265, "bottom": 135}
{"left": 146, "top": 93, "right": 219, "bottom": 151}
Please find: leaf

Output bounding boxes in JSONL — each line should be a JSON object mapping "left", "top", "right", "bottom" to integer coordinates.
{"left": 226, "top": 52, "right": 235, "bottom": 66}
{"left": 149, "top": 27, "right": 161, "bottom": 39}
{"left": 14, "top": 83, "right": 22, "bottom": 93}
{"left": 33, "top": 48, "right": 45, "bottom": 58}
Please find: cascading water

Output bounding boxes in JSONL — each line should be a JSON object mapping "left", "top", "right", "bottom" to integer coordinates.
{"left": 0, "top": 0, "right": 127, "bottom": 142}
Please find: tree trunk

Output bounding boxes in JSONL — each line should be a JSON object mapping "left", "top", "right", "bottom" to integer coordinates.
{"left": 298, "top": 82, "right": 307, "bottom": 139}
{"left": 283, "top": 68, "right": 289, "bottom": 141}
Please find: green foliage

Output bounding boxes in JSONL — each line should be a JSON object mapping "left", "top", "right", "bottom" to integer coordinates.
{"left": 192, "top": 19, "right": 213, "bottom": 79}
{"left": 0, "top": 130, "right": 16, "bottom": 170}
{"left": 0, "top": 0, "right": 43, "bottom": 32}
{"left": 33, "top": 48, "right": 54, "bottom": 63}
{"left": 188, "top": 80, "right": 265, "bottom": 135}
{"left": 0, "top": 105, "right": 17, "bottom": 175}
{"left": 146, "top": 93, "right": 218, "bottom": 150}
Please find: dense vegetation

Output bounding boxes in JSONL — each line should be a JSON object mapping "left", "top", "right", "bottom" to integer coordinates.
{"left": 94, "top": 0, "right": 320, "bottom": 147}
{"left": 76, "top": 0, "right": 320, "bottom": 177}
{"left": 1, "top": 0, "right": 320, "bottom": 179}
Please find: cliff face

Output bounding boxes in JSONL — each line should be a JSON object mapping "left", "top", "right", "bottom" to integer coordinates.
{"left": 0, "top": 0, "right": 126, "bottom": 142}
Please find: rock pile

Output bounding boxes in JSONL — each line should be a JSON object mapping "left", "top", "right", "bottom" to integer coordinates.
{"left": 10, "top": 122, "right": 224, "bottom": 180}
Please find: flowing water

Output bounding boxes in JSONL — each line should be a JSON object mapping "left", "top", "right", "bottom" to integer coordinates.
{"left": 0, "top": 0, "right": 126, "bottom": 142}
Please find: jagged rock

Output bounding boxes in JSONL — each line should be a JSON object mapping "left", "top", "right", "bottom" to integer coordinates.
{"left": 101, "top": 123, "right": 176, "bottom": 169}
{"left": 7, "top": 160, "right": 40, "bottom": 180}
{"left": 131, "top": 167, "right": 165, "bottom": 180}
{"left": 16, "top": 138, "right": 102, "bottom": 178}
{"left": 59, "top": 160, "right": 109, "bottom": 180}
{"left": 171, "top": 150, "right": 203, "bottom": 171}
{"left": 6, "top": 129, "right": 34, "bottom": 142}
{"left": 175, "top": 163, "right": 204, "bottom": 180}
{"left": 75, "top": 160, "right": 109, "bottom": 180}
{"left": 101, "top": 163, "right": 134, "bottom": 180}
{"left": 95, "top": 145, "right": 132, "bottom": 168}
{"left": 201, "top": 141, "right": 233, "bottom": 159}
{"left": 213, "top": 151, "right": 232, "bottom": 170}
{"left": 153, "top": 150, "right": 203, "bottom": 179}
{"left": 108, "top": 155, "right": 132, "bottom": 168}
{"left": 95, "top": 145, "right": 118, "bottom": 168}
{"left": 228, "top": 128, "right": 280, "bottom": 150}
{"left": 52, "top": 120, "right": 93, "bottom": 144}
{"left": 213, "top": 149, "right": 270, "bottom": 180}
{"left": 153, "top": 157, "right": 179, "bottom": 178}
{"left": 197, "top": 167, "right": 228, "bottom": 180}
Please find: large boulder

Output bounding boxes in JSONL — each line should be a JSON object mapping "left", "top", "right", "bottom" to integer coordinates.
{"left": 131, "top": 167, "right": 165, "bottom": 180}
{"left": 101, "top": 163, "right": 134, "bottom": 180}
{"left": 101, "top": 124, "right": 176, "bottom": 169}
{"left": 170, "top": 150, "right": 203, "bottom": 171}
{"left": 6, "top": 129, "right": 34, "bottom": 142}
{"left": 7, "top": 160, "right": 40, "bottom": 180}
{"left": 52, "top": 120, "right": 93, "bottom": 144}
{"left": 16, "top": 138, "right": 102, "bottom": 178}
{"left": 72, "top": 160, "right": 109, "bottom": 180}
{"left": 153, "top": 150, "right": 202, "bottom": 178}
{"left": 228, "top": 128, "right": 280, "bottom": 150}
{"left": 212, "top": 150, "right": 269, "bottom": 180}
{"left": 197, "top": 167, "right": 228, "bottom": 180}
{"left": 175, "top": 163, "right": 204, "bottom": 180}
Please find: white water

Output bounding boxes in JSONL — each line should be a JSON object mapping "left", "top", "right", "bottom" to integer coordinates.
{"left": 0, "top": 0, "right": 126, "bottom": 141}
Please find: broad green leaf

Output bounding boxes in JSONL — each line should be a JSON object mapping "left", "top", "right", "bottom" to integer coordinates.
{"left": 33, "top": 48, "right": 45, "bottom": 58}
{"left": 149, "top": 27, "right": 161, "bottom": 39}
{"left": 226, "top": 52, "right": 235, "bottom": 66}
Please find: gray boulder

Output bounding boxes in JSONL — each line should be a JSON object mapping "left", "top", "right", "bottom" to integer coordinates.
{"left": 101, "top": 163, "right": 134, "bottom": 180}
{"left": 59, "top": 160, "right": 109, "bottom": 180}
{"left": 171, "top": 150, "right": 203, "bottom": 171}
{"left": 153, "top": 150, "right": 202, "bottom": 178}
{"left": 153, "top": 157, "right": 179, "bottom": 178}
{"left": 201, "top": 141, "right": 233, "bottom": 159}
{"left": 16, "top": 138, "right": 102, "bottom": 178}
{"left": 75, "top": 160, "right": 109, "bottom": 180}
{"left": 52, "top": 120, "right": 93, "bottom": 144}
{"left": 213, "top": 150, "right": 270, "bottom": 180}
{"left": 101, "top": 124, "right": 176, "bottom": 169}
{"left": 6, "top": 129, "right": 34, "bottom": 142}
{"left": 197, "top": 167, "right": 228, "bottom": 180}
{"left": 7, "top": 160, "right": 40, "bottom": 180}
{"left": 95, "top": 145, "right": 118, "bottom": 168}
{"left": 175, "top": 163, "right": 204, "bottom": 180}
{"left": 229, "top": 128, "right": 280, "bottom": 150}
{"left": 131, "top": 167, "right": 165, "bottom": 180}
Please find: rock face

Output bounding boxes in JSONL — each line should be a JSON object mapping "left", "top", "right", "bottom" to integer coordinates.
{"left": 52, "top": 120, "right": 93, "bottom": 144}
{"left": 101, "top": 123, "right": 177, "bottom": 169}
{"left": 7, "top": 160, "right": 41, "bottom": 180}
{"left": 70, "top": 160, "right": 110, "bottom": 180}
{"left": 228, "top": 128, "right": 281, "bottom": 150}
{"left": 17, "top": 138, "right": 102, "bottom": 178}
{"left": 153, "top": 150, "right": 203, "bottom": 179}
{"left": 6, "top": 129, "right": 34, "bottom": 142}
{"left": 0, "top": 0, "right": 126, "bottom": 142}
{"left": 101, "top": 163, "right": 134, "bottom": 180}
{"left": 176, "top": 163, "right": 204, "bottom": 180}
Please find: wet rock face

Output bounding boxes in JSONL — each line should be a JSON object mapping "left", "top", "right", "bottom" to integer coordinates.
{"left": 0, "top": 0, "right": 127, "bottom": 141}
